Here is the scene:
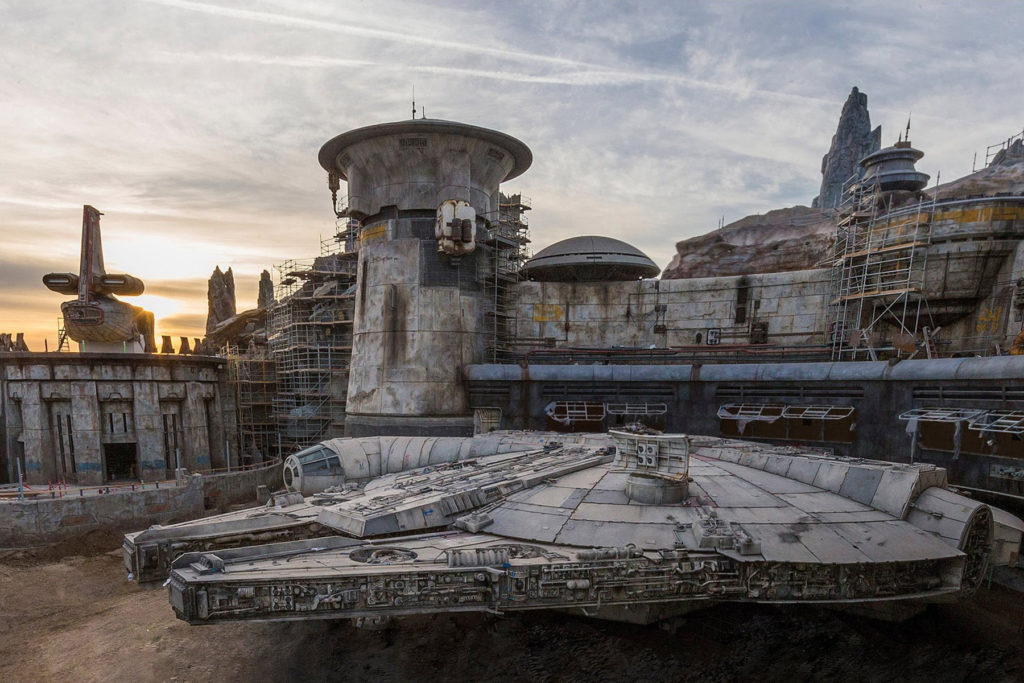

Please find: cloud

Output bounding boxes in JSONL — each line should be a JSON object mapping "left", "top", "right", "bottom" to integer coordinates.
{"left": 144, "top": 46, "right": 839, "bottom": 106}
{"left": 158, "top": 313, "right": 207, "bottom": 335}
{"left": 0, "top": 254, "right": 67, "bottom": 289}
{"left": 3, "top": 0, "right": 1024, "bottom": 350}
{"left": 136, "top": 0, "right": 589, "bottom": 68}
{"left": 144, "top": 278, "right": 211, "bottom": 300}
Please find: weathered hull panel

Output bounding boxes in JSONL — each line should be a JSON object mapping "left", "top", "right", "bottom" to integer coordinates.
{"left": 167, "top": 532, "right": 964, "bottom": 626}
{"left": 157, "top": 433, "right": 1019, "bottom": 626}
{"left": 62, "top": 299, "right": 137, "bottom": 343}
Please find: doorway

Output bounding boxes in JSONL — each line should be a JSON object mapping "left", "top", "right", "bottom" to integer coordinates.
{"left": 103, "top": 443, "right": 138, "bottom": 481}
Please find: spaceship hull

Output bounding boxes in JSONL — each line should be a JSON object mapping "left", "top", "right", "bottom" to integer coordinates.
{"left": 140, "top": 432, "right": 1024, "bottom": 626}
{"left": 61, "top": 299, "right": 137, "bottom": 343}
{"left": 166, "top": 532, "right": 964, "bottom": 626}
{"left": 44, "top": 206, "right": 155, "bottom": 349}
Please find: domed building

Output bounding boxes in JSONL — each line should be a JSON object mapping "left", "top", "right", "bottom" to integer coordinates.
{"left": 522, "top": 235, "right": 661, "bottom": 282}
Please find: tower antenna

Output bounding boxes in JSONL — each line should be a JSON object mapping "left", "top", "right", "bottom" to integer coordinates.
{"left": 412, "top": 85, "right": 416, "bottom": 120}
{"left": 905, "top": 113, "right": 911, "bottom": 141}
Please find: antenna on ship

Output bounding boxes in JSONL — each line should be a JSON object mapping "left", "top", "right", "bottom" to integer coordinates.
{"left": 412, "top": 85, "right": 416, "bottom": 120}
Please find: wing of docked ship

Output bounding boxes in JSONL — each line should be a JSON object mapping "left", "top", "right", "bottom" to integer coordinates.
{"left": 163, "top": 432, "right": 1023, "bottom": 626}
{"left": 42, "top": 205, "right": 156, "bottom": 352}
{"left": 124, "top": 431, "right": 606, "bottom": 583}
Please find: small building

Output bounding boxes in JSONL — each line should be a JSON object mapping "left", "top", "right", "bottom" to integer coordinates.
{"left": 0, "top": 352, "right": 237, "bottom": 486}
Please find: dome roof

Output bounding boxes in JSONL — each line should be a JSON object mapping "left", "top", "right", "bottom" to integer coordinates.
{"left": 319, "top": 119, "right": 532, "bottom": 182}
{"left": 522, "top": 236, "right": 660, "bottom": 282}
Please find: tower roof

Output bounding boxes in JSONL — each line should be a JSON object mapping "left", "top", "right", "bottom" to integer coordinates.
{"left": 859, "top": 141, "right": 929, "bottom": 193}
{"left": 319, "top": 119, "right": 533, "bottom": 182}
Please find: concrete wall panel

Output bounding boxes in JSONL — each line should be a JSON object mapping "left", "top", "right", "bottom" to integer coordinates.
{"left": 513, "top": 269, "right": 831, "bottom": 350}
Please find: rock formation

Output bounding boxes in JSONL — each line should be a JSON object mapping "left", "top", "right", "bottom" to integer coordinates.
{"left": 661, "top": 206, "right": 834, "bottom": 279}
{"left": 204, "top": 267, "right": 273, "bottom": 350}
{"left": 661, "top": 90, "right": 1024, "bottom": 282}
{"left": 812, "top": 87, "right": 881, "bottom": 210}
{"left": 927, "top": 145, "right": 1024, "bottom": 199}
{"left": 0, "top": 332, "right": 29, "bottom": 352}
{"left": 989, "top": 138, "right": 1024, "bottom": 167}
{"left": 257, "top": 270, "right": 274, "bottom": 309}
{"left": 663, "top": 87, "right": 884, "bottom": 280}
{"left": 206, "top": 266, "right": 236, "bottom": 335}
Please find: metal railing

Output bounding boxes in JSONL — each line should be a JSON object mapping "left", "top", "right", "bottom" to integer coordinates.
{"left": 0, "top": 459, "right": 281, "bottom": 500}
{"left": 510, "top": 345, "right": 832, "bottom": 366}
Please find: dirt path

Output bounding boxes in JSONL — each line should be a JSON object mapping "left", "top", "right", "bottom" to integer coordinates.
{"left": 1, "top": 550, "right": 1023, "bottom": 682}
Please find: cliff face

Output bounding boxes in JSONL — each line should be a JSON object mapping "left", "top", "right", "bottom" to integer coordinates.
{"left": 661, "top": 206, "right": 834, "bottom": 279}
{"left": 663, "top": 87, "right": 880, "bottom": 280}
{"left": 205, "top": 266, "right": 236, "bottom": 335}
{"left": 928, "top": 141, "right": 1024, "bottom": 198}
{"left": 990, "top": 138, "right": 1024, "bottom": 167}
{"left": 812, "top": 87, "right": 881, "bottom": 210}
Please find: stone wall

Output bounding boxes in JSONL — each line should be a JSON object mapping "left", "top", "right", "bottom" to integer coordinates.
{"left": 0, "top": 460, "right": 281, "bottom": 548}
{"left": 931, "top": 236, "right": 1024, "bottom": 355}
{"left": 0, "top": 478, "right": 203, "bottom": 548}
{"left": 658, "top": 195, "right": 1024, "bottom": 357}
{"left": 513, "top": 269, "right": 831, "bottom": 349}
{"left": 0, "top": 353, "right": 238, "bottom": 486}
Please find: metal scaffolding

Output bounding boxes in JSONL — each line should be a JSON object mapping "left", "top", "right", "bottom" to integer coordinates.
{"left": 56, "top": 318, "right": 71, "bottom": 352}
{"left": 268, "top": 231, "right": 356, "bottom": 453}
{"left": 226, "top": 345, "right": 277, "bottom": 463}
{"left": 828, "top": 177, "right": 936, "bottom": 360}
{"left": 483, "top": 193, "right": 531, "bottom": 362}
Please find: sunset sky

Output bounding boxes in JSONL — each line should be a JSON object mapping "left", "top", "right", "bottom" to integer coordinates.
{"left": 2, "top": 0, "right": 1023, "bottom": 349}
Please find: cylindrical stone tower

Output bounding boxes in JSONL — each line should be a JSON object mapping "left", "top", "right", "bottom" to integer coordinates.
{"left": 318, "top": 120, "right": 532, "bottom": 436}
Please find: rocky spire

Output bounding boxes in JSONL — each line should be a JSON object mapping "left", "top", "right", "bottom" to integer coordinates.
{"left": 205, "top": 266, "right": 236, "bottom": 334}
{"left": 812, "top": 87, "right": 881, "bottom": 209}
{"left": 989, "top": 139, "right": 1024, "bottom": 167}
{"left": 257, "top": 269, "right": 274, "bottom": 309}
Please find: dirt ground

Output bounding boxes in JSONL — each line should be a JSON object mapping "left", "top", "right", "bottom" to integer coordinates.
{"left": 1, "top": 546, "right": 1023, "bottom": 683}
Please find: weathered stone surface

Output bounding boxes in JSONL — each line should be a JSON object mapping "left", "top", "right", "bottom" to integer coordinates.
{"left": 205, "top": 266, "right": 236, "bottom": 334}
{"left": 205, "top": 269, "right": 273, "bottom": 347}
{"left": 0, "top": 462, "right": 281, "bottom": 547}
{"left": 662, "top": 88, "right": 889, "bottom": 279}
{"left": 928, "top": 153, "right": 1024, "bottom": 199}
{"left": 205, "top": 308, "right": 267, "bottom": 348}
{"left": 990, "top": 139, "right": 1024, "bottom": 167}
{"left": 661, "top": 206, "right": 834, "bottom": 279}
{"left": 0, "top": 332, "right": 29, "bottom": 351}
{"left": 812, "top": 87, "right": 881, "bottom": 209}
{"left": 516, "top": 269, "right": 830, "bottom": 348}
{"left": 257, "top": 269, "right": 274, "bottom": 309}
{"left": 0, "top": 354, "right": 236, "bottom": 486}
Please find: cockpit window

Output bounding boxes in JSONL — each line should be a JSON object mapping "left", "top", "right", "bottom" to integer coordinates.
{"left": 293, "top": 445, "right": 342, "bottom": 475}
